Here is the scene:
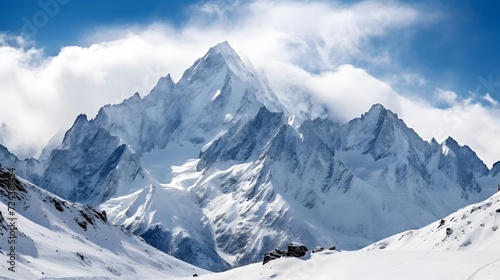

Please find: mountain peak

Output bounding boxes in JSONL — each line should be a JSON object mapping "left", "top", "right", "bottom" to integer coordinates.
{"left": 366, "top": 103, "right": 388, "bottom": 115}
{"left": 370, "top": 103, "right": 387, "bottom": 111}
{"left": 202, "top": 41, "right": 241, "bottom": 66}
{"left": 443, "top": 137, "right": 462, "bottom": 153}
{"left": 207, "top": 41, "right": 235, "bottom": 57}
{"left": 74, "top": 113, "right": 88, "bottom": 124}
{"left": 362, "top": 103, "right": 388, "bottom": 117}
{"left": 491, "top": 161, "right": 500, "bottom": 176}
{"left": 155, "top": 74, "right": 175, "bottom": 91}
{"left": 444, "top": 136, "right": 457, "bottom": 145}
{"left": 442, "top": 136, "right": 488, "bottom": 176}
{"left": 360, "top": 103, "right": 394, "bottom": 123}
{"left": 180, "top": 41, "right": 254, "bottom": 83}
{"left": 430, "top": 137, "right": 439, "bottom": 147}
{"left": 146, "top": 74, "right": 175, "bottom": 101}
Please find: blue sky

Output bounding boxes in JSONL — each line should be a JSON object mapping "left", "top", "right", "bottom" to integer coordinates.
{"left": 0, "top": 0, "right": 500, "bottom": 166}
{"left": 1, "top": 0, "right": 198, "bottom": 52}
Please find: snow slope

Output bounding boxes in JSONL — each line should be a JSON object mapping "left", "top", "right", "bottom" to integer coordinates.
{"left": 366, "top": 190, "right": 500, "bottom": 251}
{"left": 100, "top": 160, "right": 231, "bottom": 271}
{"left": 0, "top": 169, "right": 206, "bottom": 279}
{"left": 193, "top": 250, "right": 500, "bottom": 280}
{"left": 196, "top": 192, "right": 500, "bottom": 280}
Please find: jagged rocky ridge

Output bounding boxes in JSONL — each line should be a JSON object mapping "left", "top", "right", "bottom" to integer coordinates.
{"left": 0, "top": 41, "right": 499, "bottom": 271}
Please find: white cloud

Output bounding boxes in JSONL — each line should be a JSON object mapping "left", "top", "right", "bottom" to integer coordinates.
{"left": 264, "top": 59, "right": 500, "bottom": 168}
{"left": 264, "top": 61, "right": 401, "bottom": 122}
{"left": 399, "top": 100, "right": 500, "bottom": 168}
{"left": 401, "top": 73, "right": 427, "bottom": 87}
{"left": 483, "top": 93, "right": 499, "bottom": 106}
{"left": 0, "top": 0, "right": 499, "bottom": 167}
{"left": 436, "top": 88, "right": 458, "bottom": 105}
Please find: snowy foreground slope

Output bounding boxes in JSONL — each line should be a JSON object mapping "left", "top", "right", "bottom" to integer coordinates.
{"left": 0, "top": 169, "right": 206, "bottom": 279}
{"left": 1, "top": 41, "right": 500, "bottom": 271}
{"left": 196, "top": 192, "right": 500, "bottom": 280}
{"left": 367, "top": 189, "right": 500, "bottom": 251}
{"left": 194, "top": 250, "right": 499, "bottom": 280}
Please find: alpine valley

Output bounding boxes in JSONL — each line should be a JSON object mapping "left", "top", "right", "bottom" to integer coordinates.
{"left": 1, "top": 42, "right": 500, "bottom": 277}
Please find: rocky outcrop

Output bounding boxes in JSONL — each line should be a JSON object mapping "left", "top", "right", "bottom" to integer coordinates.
{"left": 262, "top": 242, "right": 308, "bottom": 264}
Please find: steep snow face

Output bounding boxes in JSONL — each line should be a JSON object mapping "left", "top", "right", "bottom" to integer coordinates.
{"left": 366, "top": 191, "right": 500, "bottom": 251}
{"left": 335, "top": 104, "right": 429, "bottom": 160}
{"left": 33, "top": 41, "right": 287, "bottom": 206}
{"left": 334, "top": 104, "right": 488, "bottom": 209}
{"left": 197, "top": 192, "right": 500, "bottom": 280}
{"left": 39, "top": 114, "right": 152, "bottom": 205}
{"left": 0, "top": 145, "right": 17, "bottom": 171}
{"left": 0, "top": 145, "right": 42, "bottom": 181}
{"left": 0, "top": 169, "right": 206, "bottom": 279}
{"left": 100, "top": 175, "right": 231, "bottom": 271}
{"left": 198, "top": 107, "right": 287, "bottom": 170}
{"left": 433, "top": 137, "right": 489, "bottom": 195}
{"left": 491, "top": 162, "right": 500, "bottom": 177}
{"left": 187, "top": 103, "right": 497, "bottom": 269}
{"left": 441, "top": 137, "right": 488, "bottom": 176}
{"left": 94, "top": 76, "right": 182, "bottom": 153}
{"left": 171, "top": 42, "right": 266, "bottom": 146}
{"left": 93, "top": 41, "right": 282, "bottom": 155}
{"left": 192, "top": 107, "right": 434, "bottom": 267}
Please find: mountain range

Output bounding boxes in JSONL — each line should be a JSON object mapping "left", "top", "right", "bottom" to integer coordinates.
{"left": 193, "top": 190, "right": 500, "bottom": 280}
{"left": 1, "top": 41, "right": 499, "bottom": 272}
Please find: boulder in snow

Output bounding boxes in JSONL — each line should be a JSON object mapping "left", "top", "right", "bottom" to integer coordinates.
{"left": 286, "top": 242, "right": 308, "bottom": 257}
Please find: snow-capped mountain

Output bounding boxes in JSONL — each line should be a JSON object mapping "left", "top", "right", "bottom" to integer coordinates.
{"left": 1, "top": 41, "right": 499, "bottom": 272}
{"left": 195, "top": 191, "right": 500, "bottom": 280}
{"left": 183, "top": 102, "right": 496, "bottom": 267}
{"left": 38, "top": 113, "right": 151, "bottom": 205}
{"left": 100, "top": 174, "right": 232, "bottom": 271}
{"left": 30, "top": 41, "right": 290, "bottom": 206}
{"left": 92, "top": 41, "right": 285, "bottom": 155}
{"left": 332, "top": 104, "right": 489, "bottom": 218}
{"left": 0, "top": 145, "right": 41, "bottom": 181}
{"left": 490, "top": 161, "right": 500, "bottom": 177}
{"left": 0, "top": 168, "right": 206, "bottom": 279}
{"left": 334, "top": 104, "right": 487, "bottom": 197}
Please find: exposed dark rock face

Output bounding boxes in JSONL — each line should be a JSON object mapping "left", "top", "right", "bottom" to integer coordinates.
{"left": 287, "top": 242, "right": 308, "bottom": 257}
{"left": 262, "top": 242, "right": 308, "bottom": 264}
{"left": 263, "top": 249, "right": 286, "bottom": 265}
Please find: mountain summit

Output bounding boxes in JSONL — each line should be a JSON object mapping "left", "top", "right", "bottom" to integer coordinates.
{"left": 1, "top": 42, "right": 498, "bottom": 271}
{"left": 182, "top": 41, "right": 255, "bottom": 83}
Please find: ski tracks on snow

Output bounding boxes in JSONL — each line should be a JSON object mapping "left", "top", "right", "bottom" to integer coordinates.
{"left": 466, "top": 258, "right": 500, "bottom": 280}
